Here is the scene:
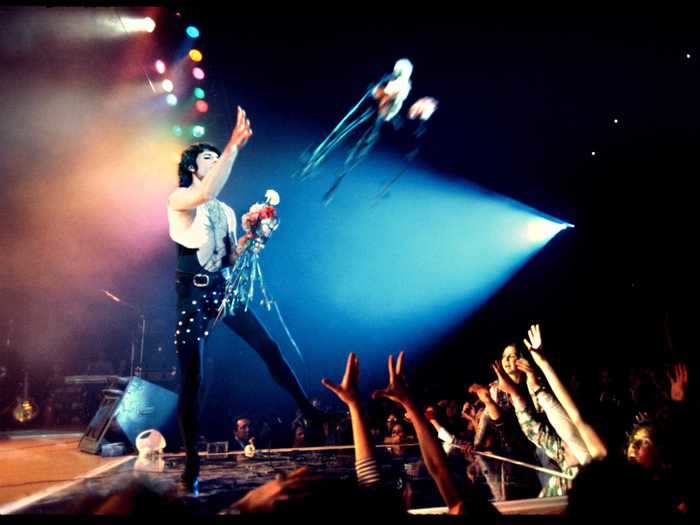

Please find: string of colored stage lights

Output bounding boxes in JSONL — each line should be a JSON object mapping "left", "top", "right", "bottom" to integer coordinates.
{"left": 144, "top": 13, "right": 211, "bottom": 141}
{"left": 110, "top": 8, "right": 211, "bottom": 140}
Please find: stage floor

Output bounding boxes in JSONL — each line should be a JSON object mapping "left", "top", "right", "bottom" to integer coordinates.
{"left": 0, "top": 433, "right": 567, "bottom": 516}
{"left": 0, "top": 432, "right": 132, "bottom": 513}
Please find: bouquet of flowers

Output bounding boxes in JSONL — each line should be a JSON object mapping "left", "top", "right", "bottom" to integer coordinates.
{"left": 215, "top": 189, "right": 280, "bottom": 322}
{"left": 237, "top": 189, "right": 280, "bottom": 254}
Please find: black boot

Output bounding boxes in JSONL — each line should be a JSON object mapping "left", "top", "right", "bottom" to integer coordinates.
{"left": 179, "top": 453, "right": 200, "bottom": 496}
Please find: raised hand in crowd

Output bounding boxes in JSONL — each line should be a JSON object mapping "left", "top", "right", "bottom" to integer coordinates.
{"left": 634, "top": 411, "right": 651, "bottom": 425}
{"left": 515, "top": 357, "right": 543, "bottom": 392}
{"left": 517, "top": 356, "right": 592, "bottom": 466}
{"left": 521, "top": 323, "right": 607, "bottom": 460}
{"left": 322, "top": 353, "right": 378, "bottom": 477}
{"left": 523, "top": 323, "right": 544, "bottom": 362}
{"left": 468, "top": 383, "right": 490, "bottom": 404}
{"left": 492, "top": 360, "right": 527, "bottom": 410}
{"left": 373, "top": 352, "right": 466, "bottom": 515}
{"left": 667, "top": 362, "right": 688, "bottom": 403}
{"left": 372, "top": 352, "right": 413, "bottom": 407}
{"left": 460, "top": 401, "right": 481, "bottom": 429}
{"left": 322, "top": 352, "right": 361, "bottom": 407}
{"left": 468, "top": 383, "right": 501, "bottom": 421}
{"left": 424, "top": 405, "right": 447, "bottom": 443}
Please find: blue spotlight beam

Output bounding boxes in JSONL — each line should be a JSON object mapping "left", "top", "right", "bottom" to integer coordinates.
{"left": 218, "top": 142, "right": 572, "bottom": 392}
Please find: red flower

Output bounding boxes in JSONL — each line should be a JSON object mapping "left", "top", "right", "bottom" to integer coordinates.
{"left": 258, "top": 206, "right": 276, "bottom": 219}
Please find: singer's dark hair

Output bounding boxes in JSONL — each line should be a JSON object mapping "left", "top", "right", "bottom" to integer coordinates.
{"left": 178, "top": 143, "right": 221, "bottom": 187}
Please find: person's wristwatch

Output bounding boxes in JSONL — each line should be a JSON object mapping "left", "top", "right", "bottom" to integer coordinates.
{"left": 533, "top": 386, "right": 547, "bottom": 397}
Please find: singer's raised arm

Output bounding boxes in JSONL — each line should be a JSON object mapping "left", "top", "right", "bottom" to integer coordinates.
{"left": 168, "top": 106, "right": 252, "bottom": 211}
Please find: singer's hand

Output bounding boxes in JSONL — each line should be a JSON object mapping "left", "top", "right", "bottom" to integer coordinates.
{"left": 229, "top": 106, "right": 253, "bottom": 149}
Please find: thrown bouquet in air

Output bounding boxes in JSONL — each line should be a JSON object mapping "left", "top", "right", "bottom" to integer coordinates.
{"left": 214, "top": 189, "right": 280, "bottom": 323}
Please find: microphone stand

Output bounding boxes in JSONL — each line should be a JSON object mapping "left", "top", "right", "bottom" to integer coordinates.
{"left": 102, "top": 291, "right": 146, "bottom": 378}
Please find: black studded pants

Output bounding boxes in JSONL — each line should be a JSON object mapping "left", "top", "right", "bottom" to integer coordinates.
{"left": 173, "top": 271, "right": 314, "bottom": 463}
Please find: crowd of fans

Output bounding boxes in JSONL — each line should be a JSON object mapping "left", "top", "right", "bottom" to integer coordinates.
{"left": 70, "top": 323, "right": 691, "bottom": 519}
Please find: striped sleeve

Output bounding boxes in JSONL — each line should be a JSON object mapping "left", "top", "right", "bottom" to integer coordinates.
{"left": 355, "top": 457, "right": 381, "bottom": 487}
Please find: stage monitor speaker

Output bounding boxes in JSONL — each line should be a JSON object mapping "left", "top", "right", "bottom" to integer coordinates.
{"left": 79, "top": 376, "right": 178, "bottom": 455}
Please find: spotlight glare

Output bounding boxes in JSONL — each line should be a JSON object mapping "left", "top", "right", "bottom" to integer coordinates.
{"left": 119, "top": 16, "right": 156, "bottom": 33}
{"left": 189, "top": 49, "right": 203, "bottom": 62}
{"left": 172, "top": 125, "right": 183, "bottom": 137}
{"left": 186, "top": 26, "right": 200, "bottom": 38}
{"left": 192, "top": 125, "right": 206, "bottom": 138}
{"left": 155, "top": 60, "right": 166, "bottom": 74}
{"left": 195, "top": 100, "right": 209, "bottom": 113}
{"left": 166, "top": 94, "right": 178, "bottom": 106}
{"left": 526, "top": 219, "right": 567, "bottom": 243}
{"left": 145, "top": 17, "right": 156, "bottom": 32}
{"left": 193, "top": 87, "right": 205, "bottom": 99}
{"left": 192, "top": 67, "right": 205, "bottom": 80}
{"left": 162, "top": 79, "right": 174, "bottom": 92}
{"left": 591, "top": 151, "right": 596, "bottom": 156}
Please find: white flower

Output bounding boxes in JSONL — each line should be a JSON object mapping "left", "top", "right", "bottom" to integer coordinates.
{"left": 393, "top": 58, "right": 414, "bottom": 79}
{"left": 260, "top": 219, "right": 272, "bottom": 237}
{"left": 249, "top": 203, "right": 265, "bottom": 214}
{"left": 265, "top": 189, "right": 280, "bottom": 206}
